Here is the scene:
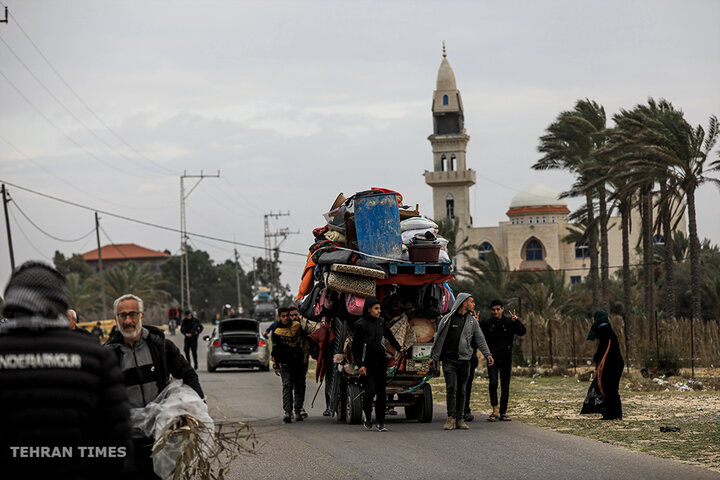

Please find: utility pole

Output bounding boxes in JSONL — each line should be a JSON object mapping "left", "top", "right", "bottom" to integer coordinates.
{"left": 95, "top": 212, "right": 108, "bottom": 319}
{"left": 263, "top": 211, "right": 299, "bottom": 299}
{"left": 234, "top": 248, "right": 243, "bottom": 314}
{"left": 1, "top": 7, "right": 8, "bottom": 24}
{"left": 2, "top": 184, "right": 15, "bottom": 270}
{"left": 180, "top": 170, "right": 220, "bottom": 312}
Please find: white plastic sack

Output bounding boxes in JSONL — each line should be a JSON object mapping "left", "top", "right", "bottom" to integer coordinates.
{"left": 130, "top": 380, "right": 214, "bottom": 480}
{"left": 400, "top": 217, "right": 438, "bottom": 232}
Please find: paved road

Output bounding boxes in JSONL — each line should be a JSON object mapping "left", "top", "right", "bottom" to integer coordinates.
{"left": 181, "top": 326, "right": 719, "bottom": 480}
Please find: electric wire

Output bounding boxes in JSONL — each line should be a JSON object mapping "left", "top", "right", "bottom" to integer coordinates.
{"left": 7, "top": 10, "right": 179, "bottom": 176}
{"left": 0, "top": 69, "right": 145, "bottom": 178}
{"left": 10, "top": 196, "right": 95, "bottom": 242}
{"left": 0, "top": 179, "right": 308, "bottom": 257}
{"left": 0, "top": 33, "right": 170, "bottom": 177}
{"left": 7, "top": 205, "right": 52, "bottom": 260}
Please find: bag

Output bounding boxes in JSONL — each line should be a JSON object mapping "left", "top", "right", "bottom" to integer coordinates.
{"left": 415, "top": 283, "right": 443, "bottom": 318}
{"left": 580, "top": 377, "right": 606, "bottom": 414}
{"left": 299, "top": 283, "right": 324, "bottom": 321}
{"left": 345, "top": 295, "right": 365, "bottom": 316}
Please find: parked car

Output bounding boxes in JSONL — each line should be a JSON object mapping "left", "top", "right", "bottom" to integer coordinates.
{"left": 204, "top": 318, "right": 270, "bottom": 372}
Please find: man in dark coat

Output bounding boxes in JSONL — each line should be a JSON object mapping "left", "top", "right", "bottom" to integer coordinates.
{"left": 479, "top": 299, "right": 526, "bottom": 422}
{"left": 271, "top": 306, "right": 307, "bottom": 423}
{"left": 352, "top": 297, "right": 403, "bottom": 432}
{"left": 0, "top": 262, "right": 131, "bottom": 479}
{"left": 180, "top": 310, "right": 203, "bottom": 369}
{"left": 106, "top": 294, "right": 204, "bottom": 479}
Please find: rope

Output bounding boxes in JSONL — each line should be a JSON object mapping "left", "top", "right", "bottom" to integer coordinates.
{"left": 399, "top": 373, "right": 434, "bottom": 394}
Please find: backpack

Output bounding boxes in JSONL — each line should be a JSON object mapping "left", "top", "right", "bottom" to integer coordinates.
{"left": 345, "top": 294, "right": 365, "bottom": 316}
{"left": 298, "top": 283, "right": 324, "bottom": 321}
{"left": 415, "top": 284, "right": 443, "bottom": 319}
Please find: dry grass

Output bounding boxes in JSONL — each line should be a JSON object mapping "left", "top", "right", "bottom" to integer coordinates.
{"left": 431, "top": 368, "right": 720, "bottom": 473}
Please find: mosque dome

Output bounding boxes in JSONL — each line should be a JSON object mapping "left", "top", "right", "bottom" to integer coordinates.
{"left": 436, "top": 57, "right": 457, "bottom": 91}
{"left": 507, "top": 184, "right": 570, "bottom": 216}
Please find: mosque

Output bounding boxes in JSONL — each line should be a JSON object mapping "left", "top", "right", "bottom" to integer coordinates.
{"left": 423, "top": 47, "right": 684, "bottom": 283}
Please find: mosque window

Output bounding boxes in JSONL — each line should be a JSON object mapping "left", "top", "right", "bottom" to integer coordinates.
{"left": 450, "top": 154, "right": 456, "bottom": 171}
{"left": 542, "top": 217, "right": 546, "bottom": 223}
{"left": 575, "top": 242, "right": 589, "bottom": 259}
{"left": 653, "top": 235, "right": 664, "bottom": 245}
{"left": 536, "top": 217, "right": 540, "bottom": 224}
{"left": 519, "top": 217, "right": 523, "bottom": 224}
{"left": 446, "top": 194, "right": 455, "bottom": 218}
{"left": 570, "top": 276, "right": 582, "bottom": 285}
{"left": 551, "top": 216, "right": 555, "bottom": 223}
{"left": 478, "top": 242, "right": 493, "bottom": 260}
{"left": 525, "top": 239, "right": 543, "bottom": 261}
{"left": 529, "top": 217, "right": 533, "bottom": 224}
{"left": 443, "top": 94, "right": 449, "bottom": 105}
{"left": 440, "top": 155, "right": 447, "bottom": 171}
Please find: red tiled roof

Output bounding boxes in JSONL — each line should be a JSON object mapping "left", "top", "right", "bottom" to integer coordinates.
{"left": 82, "top": 243, "right": 171, "bottom": 261}
{"left": 506, "top": 205, "right": 570, "bottom": 216}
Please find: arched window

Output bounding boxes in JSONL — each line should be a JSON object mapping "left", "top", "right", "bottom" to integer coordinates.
{"left": 575, "top": 242, "right": 589, "bottom": 259}
{"left": 443, "top": 94, "right": 449, "bottom": 106}
{"left": 440, "top": 154, "right": 447, "bottom": 171}
{"left": 526, "top": 239, "right": 543, "bottom": 261}
{"left": 450, "top": 154, "right": 456, "bottom": 171}
{"left": 478, "top": 241, "right": 493, "bottom": 260}
{"left": 445, "top": 194, "right": 455, "bottom": 218}
{"left": 653, "top": 235, "right": 664, "bottom": 245}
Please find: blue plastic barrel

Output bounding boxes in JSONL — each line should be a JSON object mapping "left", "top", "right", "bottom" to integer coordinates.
{"left": 353, "top": 192, "right": 402, "bottom": 261}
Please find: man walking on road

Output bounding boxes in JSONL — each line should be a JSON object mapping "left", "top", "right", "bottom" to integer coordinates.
{"left": 430, "top": 293, "right": 493, "bottom": 431}
{"left": 106, "top": 294, "right": 204, "bottom": 479}
{"left": 271, "top": 306, "right": 307, "bottom": 423}
{"left": 180, "top": 310, "right": 203, "bottom": 370}
{"left": 480, "top": 299, "right": 526, "bottom": 422}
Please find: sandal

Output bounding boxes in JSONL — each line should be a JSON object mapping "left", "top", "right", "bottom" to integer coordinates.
{"left": 387, "top": 407, "right": 398, "bottom": 416}
{"left": 486, "top": 414, "right": 499, "bottom": 422}
{"left": 499, "top": 415, "right": 511, "bottom": 421}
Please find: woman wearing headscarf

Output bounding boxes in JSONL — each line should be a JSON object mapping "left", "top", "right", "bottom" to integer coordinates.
{"left": 352, "top": 297, "right": 403, "bottom": 432}
{"left": 587, "top": 310, "right": 624, "bottom": 420}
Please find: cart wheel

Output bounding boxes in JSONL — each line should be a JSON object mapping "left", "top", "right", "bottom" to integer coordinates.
{"left": 336, "top": 381, "right": 348, "bottom": 423}
{"left": 418, "top": 383, "right": 433, "bottom": 423}
{"left": 346, "top": 382, "right": 364, "bottom": 425}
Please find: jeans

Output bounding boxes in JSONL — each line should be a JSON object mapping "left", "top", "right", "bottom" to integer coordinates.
{"left": 442, "top": 358, "right": 470, "bottom": 419}
{"left": 183, "top": 336, "right": 198, "bottom": 368}
{"left": 280, "top": 364, "right": 305, "bottom": 414}
{"left": 463, "top": 353, "right": 479, "bottom": 415}
{"left": 488, "top": 358, "right": 512, "bottom": 415}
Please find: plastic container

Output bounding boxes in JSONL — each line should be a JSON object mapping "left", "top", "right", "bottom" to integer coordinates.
{"left": 408, "top": 244, "right": 440, "bottom": 263}
{"left": 353, "top": 192, "right": 402, "bottom": 261}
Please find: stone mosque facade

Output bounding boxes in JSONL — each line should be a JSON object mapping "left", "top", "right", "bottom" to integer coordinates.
{"left": 423, "top": 49, "right": 683, "bottom": 283}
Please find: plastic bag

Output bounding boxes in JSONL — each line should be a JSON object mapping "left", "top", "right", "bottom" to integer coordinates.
{"left": 130, "top": 380, "right": 214, "bottom": 479}
{"left": 580, "top": 377, "right": 606, "bottom": 414}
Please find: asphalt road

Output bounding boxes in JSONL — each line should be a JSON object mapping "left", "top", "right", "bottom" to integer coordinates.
{"left": 180, "top": 326, "right": 719, "bottom": 480}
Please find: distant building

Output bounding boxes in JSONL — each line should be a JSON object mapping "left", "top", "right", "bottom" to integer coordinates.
{"left": 423, "top": 48, "right": 685, "bottom": 283}
{"left": 82, "top": 243, "right": 171, "bottom": 272}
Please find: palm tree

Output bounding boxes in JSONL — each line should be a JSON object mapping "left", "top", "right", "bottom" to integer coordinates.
{"left": 435, "top": 217, "right": 479, "bottom": 265}
{"left": 535, "top": 99, "right": 609, "bottom": 311}
{"left": 65, "top": 272, "right": 102, "bottom": 318}
{"left": 460, "top": 251, "right": 512, "bottom": 302}
{"left": 605, "top": 98, "right": 719, "bottom": 376}
{"left": 104, "top": 262, "right": 171, "bottom": 310}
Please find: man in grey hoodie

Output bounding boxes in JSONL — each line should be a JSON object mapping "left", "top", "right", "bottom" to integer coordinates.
{"left": 430, "top": 293, "right": 494, "bottom": 430}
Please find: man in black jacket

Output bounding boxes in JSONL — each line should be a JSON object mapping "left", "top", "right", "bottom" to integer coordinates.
{"left": 180, "top": 310, "right": 203, "bottom": 369}
{"left": 479, "top": 299, "right": 526, "bottom": 422}
{"left": 352, "top": 297, "right": 403, "bottom": 432}
{"left": 106, "top": 294, "right": 204, "bottom": 479}
{"left": 0, "top": 262, "right": 131, "bottom": 480}
{"left": 271, "top": 306, "right": 307, "bottom": 423}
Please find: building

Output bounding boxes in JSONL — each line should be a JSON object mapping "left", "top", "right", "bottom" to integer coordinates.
{"left": 82, "top": 243, "right": 171, "bottom": 273}
{"left": 423, "top": 48, "right": 685, "bottom": 283}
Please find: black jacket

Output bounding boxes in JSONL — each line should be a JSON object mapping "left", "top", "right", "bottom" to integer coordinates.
{"left": 180, "top": 316, "right": 203, "bottom": 338}
{"left": 106, "top": 324, "right": 204, "bottom": 399}
{"left": 0, "top": 322, "right": 131, "bottom": 479}
{"left": 479, "top": 315, "right": 526, "bottom": 362}
{"left": 352, "top": 316, "right": 402, "bottom": 368}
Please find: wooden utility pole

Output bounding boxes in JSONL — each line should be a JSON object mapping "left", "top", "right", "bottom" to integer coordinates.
{"left": 95, "top": 212, "right": 107, "bottom": 320}
{"left": 2, "top": 184, "right": 15, "bottom": 270}
{"left": 234, "top": 248, "right": 242, "bottom": 313}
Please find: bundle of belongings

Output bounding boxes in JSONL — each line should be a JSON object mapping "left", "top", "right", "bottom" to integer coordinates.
{"left": 296, "top": 189, "right": 456, "bottom": 385}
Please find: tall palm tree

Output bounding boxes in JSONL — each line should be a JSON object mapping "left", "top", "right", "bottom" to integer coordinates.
{"left": 535, "top": 99, "right": 608, "bottom": 311}
{"left": 460, "top": 252, "right": 512, "bottom": 302}
{"left": 104, "top": 262, "right": 171, "bottom": 309}
{"left": 65, "top": 272, "right": 102, "bottom": 318}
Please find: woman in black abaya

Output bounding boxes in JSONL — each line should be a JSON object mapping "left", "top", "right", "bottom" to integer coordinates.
{"left": 587, "top": 310, "right": 624, "bottom": 420}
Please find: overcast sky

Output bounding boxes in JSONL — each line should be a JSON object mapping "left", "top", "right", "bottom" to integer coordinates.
{"left": 1, "top": 0, "right": 719, "bottom": 297}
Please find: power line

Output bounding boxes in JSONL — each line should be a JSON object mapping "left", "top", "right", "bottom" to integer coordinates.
{"left": 0, "top": 179, "right": 308, "bottom": 257}
{"left": 0, "top": 69, "right": 146, "bottom": 178}
{"left": 7, "top": 10, "right": 178, "bottom": 176}
{"left": 0, "top": 33, "right": 171, "bottom": 177}
{"left": 7, "top": 205, "right": 51, "bottom": 260}
{"left": 0, "top": 133, "right": 176, "bottom": 211}
{"left": 10, "top": 196, "right": 95, "bottom": 242}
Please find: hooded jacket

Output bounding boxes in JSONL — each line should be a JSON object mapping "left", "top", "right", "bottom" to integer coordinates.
{"left": 352, "top": 297, "right": 402, "bottom": 369}
{"left": 430, "top": 293, "right": 492, "bottom": 363}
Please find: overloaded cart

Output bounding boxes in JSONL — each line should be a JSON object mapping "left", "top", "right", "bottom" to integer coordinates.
{"left": 297, "top": 189, "right": 456, "bottom": 424}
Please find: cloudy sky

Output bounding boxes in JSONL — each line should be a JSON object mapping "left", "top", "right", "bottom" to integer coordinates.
{"left": 1, "top": 0, "right": 719, "bottom": 296}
